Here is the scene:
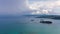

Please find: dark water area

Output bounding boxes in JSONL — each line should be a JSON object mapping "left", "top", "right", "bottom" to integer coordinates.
{"left": 0, "top": 16, "right": 60, "bottom": 34}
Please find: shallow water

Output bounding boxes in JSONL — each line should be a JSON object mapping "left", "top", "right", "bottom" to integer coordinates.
{"left": 0, "top": 16, "right": 60, "bottom": 34}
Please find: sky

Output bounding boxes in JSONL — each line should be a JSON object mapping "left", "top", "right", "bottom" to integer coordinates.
{"left": 0, "top": 0, "right": 27, "bottom": 15}
{"left": 0, "top": 0, "right": 60, "bottom": 15}
{"left": 28, "top": 0, "right": 60, "bottom": 15}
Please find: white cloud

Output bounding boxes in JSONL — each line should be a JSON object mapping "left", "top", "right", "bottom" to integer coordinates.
{"left": 27, "top": 0, "right": 60, "bottom": 14}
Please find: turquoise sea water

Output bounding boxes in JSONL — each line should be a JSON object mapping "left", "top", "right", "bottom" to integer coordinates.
{"left": 0, "top": 16, "right": 60, "bottom": 34}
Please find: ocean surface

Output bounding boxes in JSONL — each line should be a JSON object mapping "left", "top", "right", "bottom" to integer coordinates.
{"left": 0, "top": 15, "right": 60, "bottom": 34}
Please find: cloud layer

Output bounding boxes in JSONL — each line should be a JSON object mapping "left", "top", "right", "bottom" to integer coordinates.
{"left": 0, "top": 0, "right": 60, "bottom": 15}
{"left": 28, "top": 0, "right": 60, "bottom": 15}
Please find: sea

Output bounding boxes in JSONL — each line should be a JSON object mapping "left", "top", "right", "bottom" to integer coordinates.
{"left": 0, "top": 15, "right": 60, "bottom": 34}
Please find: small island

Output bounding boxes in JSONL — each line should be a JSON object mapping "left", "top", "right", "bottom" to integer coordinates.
{"left": 40, "top": 21, "right": 52, "bottom": 24}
